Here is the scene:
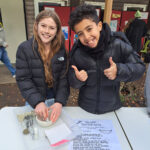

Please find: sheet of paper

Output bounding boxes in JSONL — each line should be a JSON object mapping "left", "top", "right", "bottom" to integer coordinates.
{"left": 69, "top": 120, "right": 121, "bottom": 150}
{"left": 45, "top": 123, "right": 72, "bottom": 145}
{"left": 110, "top": 20, "right": 118, "bottom": 32}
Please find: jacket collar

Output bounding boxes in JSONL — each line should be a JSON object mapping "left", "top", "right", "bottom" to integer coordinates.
{"left": 28, "top": 36, "right": 41, "bottom": 59}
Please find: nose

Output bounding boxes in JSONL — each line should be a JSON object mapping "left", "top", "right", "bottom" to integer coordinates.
{"left": 83, "top": 32, "right": 90, "bottom": 41}
{"left": 44, "top": 27, "right": 49, "bottom": 33}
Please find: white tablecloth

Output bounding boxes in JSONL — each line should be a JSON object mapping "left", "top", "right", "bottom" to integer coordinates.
{"left": 0, "top": 106, "right": 131, "bottom": 150}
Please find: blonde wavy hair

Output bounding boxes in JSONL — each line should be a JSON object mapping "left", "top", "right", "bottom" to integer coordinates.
{"left": 33, "top": 10, "right": 64, "bottom": 87}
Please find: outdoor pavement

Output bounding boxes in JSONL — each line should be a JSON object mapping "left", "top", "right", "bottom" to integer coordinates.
{"left": 0, "top": 64, "right": 16, "bottom": 84}
{"left": 0, "top": 64, "right": 25, "bottom": 109}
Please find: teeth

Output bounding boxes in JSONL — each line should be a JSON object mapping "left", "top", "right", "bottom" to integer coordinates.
{"left": 88, "top": 38, "right": 94, "bottom": 43}
{"left": 88, "top": 41, "right": 93, "bottom": 44}
{"left": 86, "top": 38, "right": 96, "bottom": 47}
{"left": 88, "top": 41, "right": 94, "bottom": 46}
{"left": 42, "top": 34, "right": 50, "bottom": 38}
{"left": 44, "top": 35, "right": 50, "bottom": 38}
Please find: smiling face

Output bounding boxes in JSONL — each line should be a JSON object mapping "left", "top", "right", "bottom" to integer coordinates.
{"left": 74, "top": 19, "right": 102, "bottom": 48}
{"left": 37, "top": 17, "right": 57, "bottom": 46}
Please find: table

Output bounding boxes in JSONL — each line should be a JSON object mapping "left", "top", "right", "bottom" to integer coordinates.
{"left": 1, "top": 106, "right": 145, "bottom": 150}
{"left": 116, "top": 107, "right": 150, "bottom": 150}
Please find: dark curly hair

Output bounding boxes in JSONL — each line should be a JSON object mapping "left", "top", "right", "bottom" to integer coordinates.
{"left": 68, "top": 4, "right": 99, "bottom": 31}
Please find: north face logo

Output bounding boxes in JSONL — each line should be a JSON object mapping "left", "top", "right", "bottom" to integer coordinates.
{"left": 58, "top": 57, "right": 64, "bottom": 61}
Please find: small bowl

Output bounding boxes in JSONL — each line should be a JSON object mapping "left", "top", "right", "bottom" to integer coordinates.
{"left": 36, "top": 115, "right": 52, "bottom": 127}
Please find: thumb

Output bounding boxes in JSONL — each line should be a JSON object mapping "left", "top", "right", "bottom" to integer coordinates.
{"left": 72, "top": 65, "right": 79, "bottom": 73}
{"left": 109, "top": 57, "right": 114, "bottom": 66}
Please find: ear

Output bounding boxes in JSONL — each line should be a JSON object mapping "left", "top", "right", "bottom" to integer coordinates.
{"left": 97, "top": 21, "right": 102, "bottom": 32}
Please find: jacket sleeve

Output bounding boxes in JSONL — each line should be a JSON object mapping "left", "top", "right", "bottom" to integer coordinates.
{"left": 115, "top": 41, "right": 145, "bottom": 82}
{"left": 0, "top": 29, "right": 7, "bottom": 47}
{"left": 16, "top": 43, "right": 44, "bottom": 108}
{"left": 0, "top": 38, "right": 7, "bottom": 47}
{"left": 142, "top": 20, "right": 148, "bottom": 37}
{"left": 54, "top": 50, "right": 70, "bottom": 106}
{"left": 68, "top": 51, "right": 86, "bottom": 89}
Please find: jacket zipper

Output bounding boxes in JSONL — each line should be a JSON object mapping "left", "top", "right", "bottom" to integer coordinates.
{"left": 95, "top": 58, "right": 101, "bottom": 113}
{"left": 35, "top": 49, "right": 47, "bottom": 99}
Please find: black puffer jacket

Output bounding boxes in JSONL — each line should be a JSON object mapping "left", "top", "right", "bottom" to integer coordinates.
{"left": 125, "top": 18, "right": 147, "bottom": 52}
{"left": 16, "top": 37, "right": 69, "bottom": 108}
{"left": 69, "top": 26, "right": 145, "bottom": 114}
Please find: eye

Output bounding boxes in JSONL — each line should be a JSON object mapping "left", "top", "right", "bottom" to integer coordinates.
{"left": 41, "top": 24, "right": 46, "bottom": 28}
{"left": 87, "top": 27, "right": 92, "bottom": 32}
{"left": 50, "top": 26, "right": 56, "bottom": 30}
{"left": 78, "top": 32, "right": 83, "bottom": 37}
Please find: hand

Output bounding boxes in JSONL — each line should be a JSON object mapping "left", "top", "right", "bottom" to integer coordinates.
{"left": 49, "top": 103, "right": 62, "bottom": 123}
{"left": 72, "top": 65, "right": 88, "bottom": 82}
{"left": 104, "top": 57, "right": 117, "bottom": 80}
{"left": 35, "top": 102, "right": 49, "bottom": 120}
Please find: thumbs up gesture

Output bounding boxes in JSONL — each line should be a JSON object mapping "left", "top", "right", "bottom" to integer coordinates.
{"left": 72, "top": 65, "right": 88, "bottom": 82}
{"left": 104, "top": 57, "right": 117, "bottom": 80}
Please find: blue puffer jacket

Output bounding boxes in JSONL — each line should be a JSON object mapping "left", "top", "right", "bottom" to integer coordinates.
{"left": 69, "top": 27, "right": 145, "bottom": 114}
{"left": 16, "top": 37, "right": 69, "bottom": 108}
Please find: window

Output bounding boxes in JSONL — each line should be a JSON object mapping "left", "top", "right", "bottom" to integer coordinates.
{"left": 84, "top": 1, "right": 105, "bottom": 9}
{"left": 34, "top": 0, "right": 67, "bottom": 17}
{"left": 123, "top": 4, "right": 147, "bottom": 11}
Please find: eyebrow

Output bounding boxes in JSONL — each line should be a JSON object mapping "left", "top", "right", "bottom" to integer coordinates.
{"left": 77, "top": 25, "right": 93, "bottom": 35}
{"left": 40, "top": 23, "right": 56, "bottom": 28}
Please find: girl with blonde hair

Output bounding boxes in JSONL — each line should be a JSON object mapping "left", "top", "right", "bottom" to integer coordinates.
{"left": 16, "top": 10, "right": 69, "bottom": 122}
